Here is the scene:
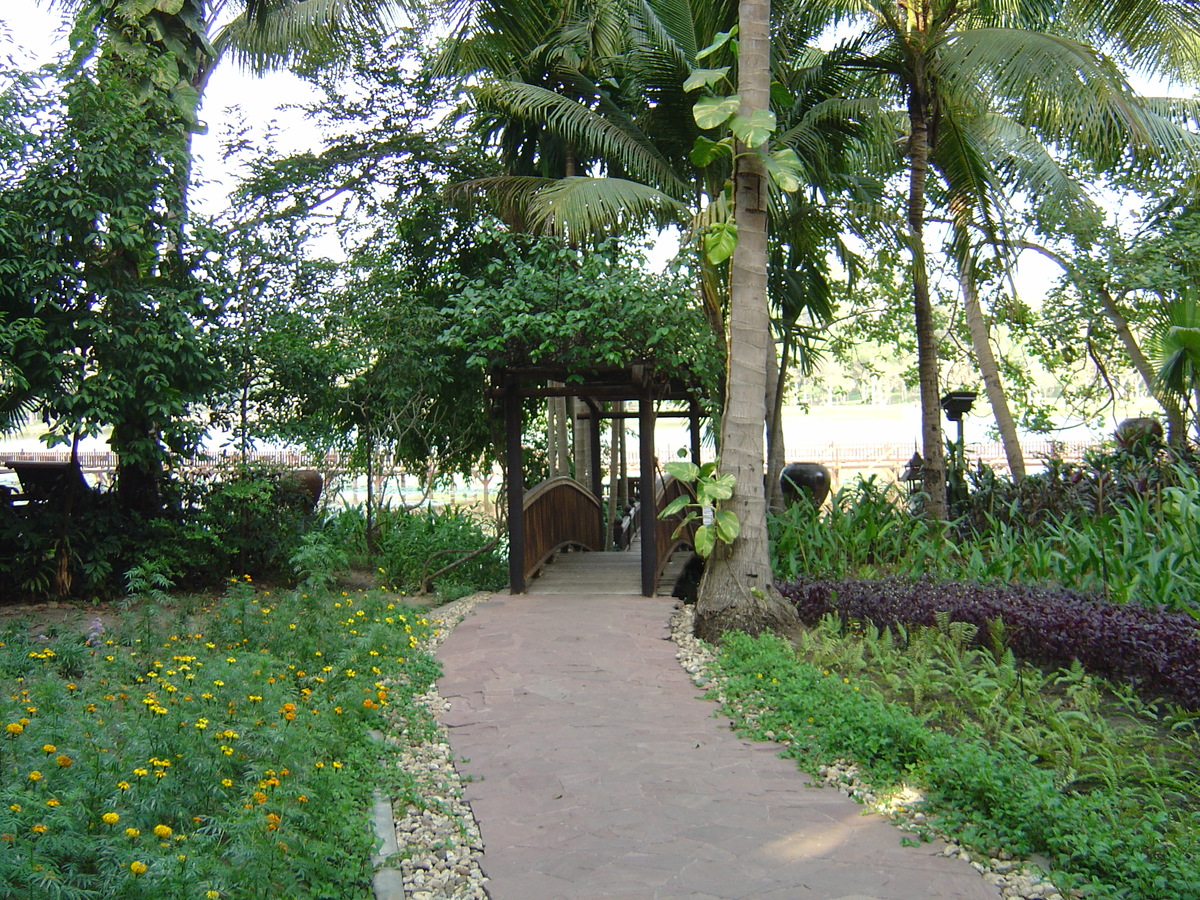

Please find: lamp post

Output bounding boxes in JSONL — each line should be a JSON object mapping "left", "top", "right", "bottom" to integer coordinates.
{"left": 940, "top": 391, "right": 976, "bottom": 510}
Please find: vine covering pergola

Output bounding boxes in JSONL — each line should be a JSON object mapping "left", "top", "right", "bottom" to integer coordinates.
{"left": 439, "top": 234, "right": 724, "bottom": 595}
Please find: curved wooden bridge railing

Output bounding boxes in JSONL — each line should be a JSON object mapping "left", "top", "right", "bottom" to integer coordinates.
{"left": 654, "top": 475, "right": 696, "bottom": 589}
{"left": 522, "top": 476, "right": 605, "bottom": 583}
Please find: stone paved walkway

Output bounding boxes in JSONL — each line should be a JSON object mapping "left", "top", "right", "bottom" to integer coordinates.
{"left": 436, "top": 554, "right": 1004, "bottom": 900}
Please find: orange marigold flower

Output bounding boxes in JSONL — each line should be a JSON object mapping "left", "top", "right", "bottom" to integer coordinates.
{"left": 55, "top": 754, "right": 72, "bottom": 768}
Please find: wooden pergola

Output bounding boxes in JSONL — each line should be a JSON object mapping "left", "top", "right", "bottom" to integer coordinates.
{"left": 490, "top": 362, "right": 705, "bottom": 596}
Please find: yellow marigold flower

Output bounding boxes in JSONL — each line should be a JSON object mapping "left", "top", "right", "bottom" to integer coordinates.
{"left": 126, "top": 827, "right": 140, "bottom": 837}
{"left": 41, "top": 743, "right": 56, "bottom": 753}
{"left": 153, "top": 824, "right": 172, "bottom": 839}
{"left": 5, "top": 723, "right": 22, "bottom": 735}
{"left": 31, "top": 823, "right": 47, "bottom": 834}
{"left": 55, "top": 754, "right": 72, "bottom": 768}
{"left": 102, "top": 812, "right": 120, "bottom": 824}
{"left": 130, "top": 860, "right": 147, "bottom": 875}
{"left": 117, "top": 781, "right": 130, "bottom": 790}
{"left": 133, "top": 768, "right": 148, "bottom": 777}
{"left": 206, "top": 892, "right": 221, "bottom": 899}
{"left": 221, "top": 778, "right": 233, "bottom": 788}
{"left": 8, "top": 804, "right": 19, "bottom": 813}
{"left": 28, "top": 770, "right": 42, "bottom": 782}
{"left": 45, "top": 798, "right": 60, "bottom": 807}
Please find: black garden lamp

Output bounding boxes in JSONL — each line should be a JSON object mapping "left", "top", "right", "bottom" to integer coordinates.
{"left": 940, "top": 391, "right": 977, "bottom": 449}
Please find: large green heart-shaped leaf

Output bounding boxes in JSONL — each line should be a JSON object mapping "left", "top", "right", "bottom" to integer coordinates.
{"left": 664, "top": 460, "right": 700, "bottom": 482}
{"left": 703, "top": 222, "right": 738, "bottom": 264}
{"left": 730, "top": 109, "right": 776, "bottom": 147}
{"left": 713, "top": 509, "right": 740, "bottom": 544}
{"left": 690, "top": 135, "right": 733, "bottom": 167}
{"left": 765, "top": 148, "right": 804, "bottom": 192}
{"left": 683, "top": 67, "right": 731, "bottom": 92}
{"left": 696, "top": 27, "right": 738, "bottom": 61}
{"left": 694, "top": 95, "right": 740, "bottom": 130}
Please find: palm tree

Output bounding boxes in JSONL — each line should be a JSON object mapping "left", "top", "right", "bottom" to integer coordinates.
{"left": 784, "top": 0, "right": 1200, "bottom": 517}
{"left": 691, "top": 0, "right": 800, "bottom": 640}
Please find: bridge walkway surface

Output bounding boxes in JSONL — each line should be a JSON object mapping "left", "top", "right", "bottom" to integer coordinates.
{"left": 435, "top": 548, "right": 1004, "bottom": 900}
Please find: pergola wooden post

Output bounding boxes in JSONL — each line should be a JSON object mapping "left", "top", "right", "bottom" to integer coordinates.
{"left": 639, "top": 388, "right": 657, "bottom": 597}
{"left": 504, "top": 380, "right": 526, "bottom": 595}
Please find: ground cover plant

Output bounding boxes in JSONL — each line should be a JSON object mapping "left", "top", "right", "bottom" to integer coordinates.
{"left": 0, "top": 578, "right": 441, "bottom": 899}
{"left": 711, "top": 626, "right": 1200, "bottom": 900}
{"left": 756, "top": 462, "right": 1200, "bottom": 900}
{"left": 771, "top": 451, "right": 1200, "bottom": 617}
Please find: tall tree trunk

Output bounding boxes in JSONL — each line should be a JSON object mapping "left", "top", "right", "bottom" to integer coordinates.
{"left": 695, "top": 0, "right": 799, "bottom": 642}
{"left": 958, "top": 254, "right": 1026, "bottom": 479}
{"left": 906, "top": 61, "right": 949, "bottom": 519}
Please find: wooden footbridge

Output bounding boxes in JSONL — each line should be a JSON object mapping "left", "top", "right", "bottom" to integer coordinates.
{"left": 515, "top": 474, "right": 696, "bottom": 597}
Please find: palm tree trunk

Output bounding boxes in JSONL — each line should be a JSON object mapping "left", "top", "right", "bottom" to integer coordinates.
{"left": 695, "top": 0, "right": 799, "bottom": 642}
{"left": 906, "top": 68, "right": 949, "bottom": 519}
{"left": 959, "top": 254, "right": 1026, "bottom": 479}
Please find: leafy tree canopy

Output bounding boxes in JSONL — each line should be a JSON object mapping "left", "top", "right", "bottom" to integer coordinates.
{"left": 441, "top": 232, "right": 723, "bottom": 399}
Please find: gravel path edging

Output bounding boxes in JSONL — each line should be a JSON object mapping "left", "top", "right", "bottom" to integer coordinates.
{"left": 375, "top": 593, "right": 492, "bottom": 900}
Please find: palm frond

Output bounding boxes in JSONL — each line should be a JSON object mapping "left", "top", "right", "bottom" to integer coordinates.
{"left": 1149, "top": 293, "right": 1200, "bottom": 396}
{"left": 1063, "top": 0, "right": 1200, "bottom": 81}
{"left": 472, "top": 80, "right": 691, "bottom": 197}
{"left": 526, "top": 175, "right": 690, "bottom": 242}
{"left": 215, "top": 0, "right": 404, "bottom": 74}
{"left": 935, "top": 28, "right": 1200, "bottom": 169}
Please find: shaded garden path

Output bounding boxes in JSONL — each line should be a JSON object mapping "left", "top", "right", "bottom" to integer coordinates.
{"left": 435, "top": 552, "right": 1003, "bottom": 900}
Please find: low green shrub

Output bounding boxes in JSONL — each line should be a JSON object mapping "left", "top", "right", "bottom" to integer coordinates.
{"left": 713, "top": 629, "right": 1200, "bottom": 900}
{"left": 327, "top": 504, "right": 506, "bottom": 600}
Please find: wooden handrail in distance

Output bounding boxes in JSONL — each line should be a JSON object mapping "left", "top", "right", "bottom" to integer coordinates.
{"left": 522, "top": 477, "right": 604, "bottom": 583}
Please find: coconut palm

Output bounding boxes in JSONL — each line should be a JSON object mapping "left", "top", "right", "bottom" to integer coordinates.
{"left": 780, "top": 0, "right": 1200, "bottom": 517}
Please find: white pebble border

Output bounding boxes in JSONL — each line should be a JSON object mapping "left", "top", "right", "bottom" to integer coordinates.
{"left": 377, "top": 593, "right": 493, "bottom": 900}
{"left": 669, "top": 601, "right": 1077, "bottom": 900}
{"left": 375, "top": 594, "right": 1075, "bottom": 900}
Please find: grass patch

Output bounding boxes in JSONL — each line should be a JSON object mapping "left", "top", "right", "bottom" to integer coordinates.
{"left": 1, "top": 578, "right": 442, "bottom": 899}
